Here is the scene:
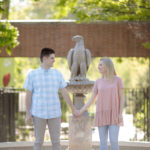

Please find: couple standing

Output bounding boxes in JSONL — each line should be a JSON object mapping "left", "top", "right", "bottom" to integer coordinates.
{"left": 24, "top": 48, "right": 124, "bottom": 150}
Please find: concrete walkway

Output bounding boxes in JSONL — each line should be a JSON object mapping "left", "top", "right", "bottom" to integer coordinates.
{"left": 0, "top": 141, "right": 150, "bottom": 150}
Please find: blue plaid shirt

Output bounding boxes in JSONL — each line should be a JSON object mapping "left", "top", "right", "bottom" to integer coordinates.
{"left": 24, "top": 66, "right": 67, "bottom": 119}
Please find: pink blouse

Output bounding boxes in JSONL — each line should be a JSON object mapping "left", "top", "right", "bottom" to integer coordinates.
{"left": 93, "top": 76, "right": 124, "bottom": 127}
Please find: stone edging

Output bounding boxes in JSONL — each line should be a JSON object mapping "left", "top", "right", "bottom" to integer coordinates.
{"left": 0, "top": 141, "right": 150, "bottom": 148}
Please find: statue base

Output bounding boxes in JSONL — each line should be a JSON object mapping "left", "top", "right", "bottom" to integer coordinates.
{"left": 69, "top": 115, "right": 92, "bottom": 150}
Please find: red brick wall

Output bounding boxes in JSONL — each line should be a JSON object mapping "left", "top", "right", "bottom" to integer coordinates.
{"left": 0, "top": 21, "right": 150, "bottom": 57}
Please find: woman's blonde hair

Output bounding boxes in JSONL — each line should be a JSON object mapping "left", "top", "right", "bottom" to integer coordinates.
{"left": 100, "top": 57, "right": 116, "bottom": 80}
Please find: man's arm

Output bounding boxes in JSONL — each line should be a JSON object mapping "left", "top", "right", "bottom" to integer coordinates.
{"left": 25, "top": 90, "right": 32, "bottom": 124}
{"left": 60, "top": 88, "right": 77, "bottom": 115}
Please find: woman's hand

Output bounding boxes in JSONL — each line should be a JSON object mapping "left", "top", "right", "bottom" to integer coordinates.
{"left": 118, "top": 113, "right": 123, "bottom": 123}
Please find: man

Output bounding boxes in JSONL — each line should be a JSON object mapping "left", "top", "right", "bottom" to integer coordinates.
{"left": 24, "top": 48, "right": 77, "bottom": 150}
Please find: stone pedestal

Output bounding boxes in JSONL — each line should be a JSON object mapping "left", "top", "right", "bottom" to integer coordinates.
{"left": 67, "top": 80, "right": 94, "bottom": 150}
{"left": 69, "top": 115, "right": 92, "bottom": 150}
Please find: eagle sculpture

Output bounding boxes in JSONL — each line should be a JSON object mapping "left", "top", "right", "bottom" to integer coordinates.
{"left": 67, "top": 35, "right": 91, "bottom": 81}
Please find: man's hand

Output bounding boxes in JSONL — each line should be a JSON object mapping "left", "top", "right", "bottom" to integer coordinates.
{"left": 25, "top": 90, "right": 32, "bottom": 125}
{"left": 26, "top": 113, "right": 32, "bottom": 125}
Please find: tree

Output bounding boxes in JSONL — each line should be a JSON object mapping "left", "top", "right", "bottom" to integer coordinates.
{"left": 0, "top": 1, "right": 4, "bottom": 18}
{"left": 0, "top": 0, "right": 19, "bottom": 55}
{"left": 1, "top": 0, "right": 10, "bottom": 19}
{"left": 52, "top": 0, "right": 150, "bottom": 22}
{"left": 0, "top": 21, "right": 19, "bottom": 55}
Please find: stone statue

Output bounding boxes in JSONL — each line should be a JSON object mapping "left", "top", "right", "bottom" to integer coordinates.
{"left": 67, "top": 35, "right": 91, "bottom": 81}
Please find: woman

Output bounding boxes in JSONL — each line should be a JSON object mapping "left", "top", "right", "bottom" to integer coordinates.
{"left": 76, "top": 57, "right": 124, "bottom": 150}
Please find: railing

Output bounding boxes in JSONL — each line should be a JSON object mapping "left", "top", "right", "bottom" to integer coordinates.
{"left": 0, "top": 88, "right": 150, "bottom": 142}
{"left": 0, "top": 88, "right": 19, "bottom": 142}
{"left": 124, "top": 88, "right": 150, "bottom": 141}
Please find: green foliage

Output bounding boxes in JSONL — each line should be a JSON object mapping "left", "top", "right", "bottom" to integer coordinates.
{"left": 51, "top": 0, "right": 78, "bottom": 19}
{"left": 52, "top": 0, "right": 150, "bottom": 22}
{"left": 0, "top": 1, "right": 4, "bottom": 14}
{"left": 9, "top": 0, "right": 150, "bottom": 22}
{"left": 1, "top": 0, "right": 10, "bottom": 19}
{"left": 14, "top": 58, "right": 40, "bottom": 88}
{"left": 0, "top": 0, "right": 19, "bottom": 55}
{"left": 0, "top": 21, "right": 19, "bottom": 55}
{"left": 15, "top": 112, "right": 34, "bottom": 141}
{"left": 132, "top": 89, "right": 149, "bottom": 140}
{"left": 143, "top": 42, "right": 150, "bottom": 49}
{"left": 123, "top": 61, "right": 149, "bottom": 140}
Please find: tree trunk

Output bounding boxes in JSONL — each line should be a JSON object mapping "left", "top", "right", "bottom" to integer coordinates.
{"left": 1, "top": 0, "right": 10, "bottom": 19}
{"left": 148, "top": 58, "right": 150, "bottom": 141}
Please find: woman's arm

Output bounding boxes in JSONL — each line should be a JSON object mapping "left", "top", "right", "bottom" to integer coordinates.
{"left": 79, "top": 92, "right": 97, "bottom": 116}
{"left": 119, "top": 88, "right": 124, "bottom": 117}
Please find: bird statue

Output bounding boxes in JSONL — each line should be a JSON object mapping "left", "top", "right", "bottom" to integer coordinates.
{"left": 67, "top": 35, "right": 91, "bottom": 81}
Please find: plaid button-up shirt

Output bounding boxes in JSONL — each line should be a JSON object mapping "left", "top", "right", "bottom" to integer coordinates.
{"left": 24, "top": 66, "right": 67, "bottom": 119}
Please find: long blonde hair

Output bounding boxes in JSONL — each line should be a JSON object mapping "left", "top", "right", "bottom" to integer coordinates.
{"left": 100, "top": 57, "right": 116, "bottom": 80}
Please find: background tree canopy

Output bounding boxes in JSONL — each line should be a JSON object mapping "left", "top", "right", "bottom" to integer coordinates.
{"left": 52, "top": 0, "right": 150, "bottom": 22}
{"left": 9, "top": 0, "right": 150, "bottom": 21}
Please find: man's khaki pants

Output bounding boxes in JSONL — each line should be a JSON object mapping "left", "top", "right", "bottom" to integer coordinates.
{"left": 33, "top": 116, "right": 61, "bottom": 150}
